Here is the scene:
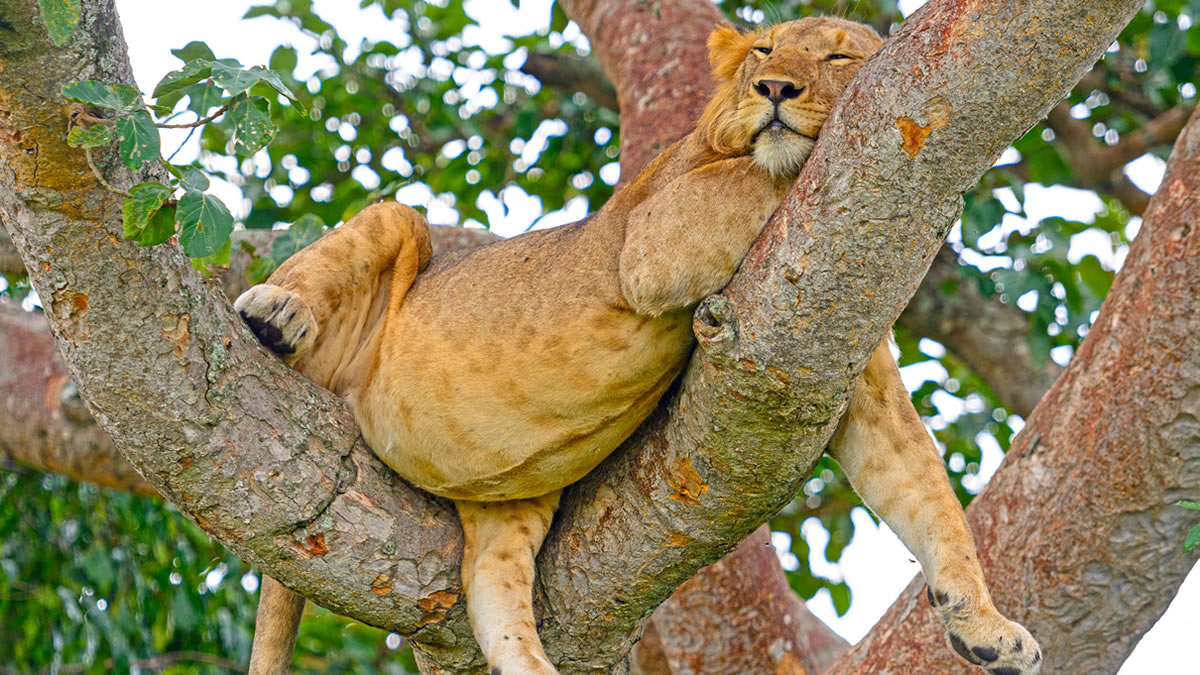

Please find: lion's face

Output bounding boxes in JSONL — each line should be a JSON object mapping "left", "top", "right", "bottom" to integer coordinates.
{"left": 698, "top": 17, "right": 883, "bottom": 177}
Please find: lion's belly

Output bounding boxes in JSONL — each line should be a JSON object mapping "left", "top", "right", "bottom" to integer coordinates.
{"left": 353, "top": 299, "right": 694, "bottom": 501}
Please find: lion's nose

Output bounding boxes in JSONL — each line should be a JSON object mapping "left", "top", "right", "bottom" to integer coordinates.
{"left": 754, "top": 79, "right": 804, "bottom": 103}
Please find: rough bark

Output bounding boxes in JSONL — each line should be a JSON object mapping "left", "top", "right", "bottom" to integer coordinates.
{"left": 0, "top": 1, "right": 1149, "bottom": 674}
{"left": 631, "top": 527, "right": 849, "bottom": 675}
{"left": 0, "top": 302, "right": 154, "bottom": 494}
{"left": 829, "top": 105, "right": 1200, "bottom": 675}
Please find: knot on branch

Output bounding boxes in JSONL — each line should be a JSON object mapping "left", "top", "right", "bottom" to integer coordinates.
{"left": 694, "top": 295, "right": 736, "bottom": 349}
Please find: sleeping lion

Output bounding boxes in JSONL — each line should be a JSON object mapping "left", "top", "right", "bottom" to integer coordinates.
{"left": 236, "top": 15, "right": 1042, "bottom": 675}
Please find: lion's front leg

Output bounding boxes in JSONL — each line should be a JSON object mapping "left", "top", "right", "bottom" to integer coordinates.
{"left": 829, "top": 338, "right": 1042, "bottom": 674}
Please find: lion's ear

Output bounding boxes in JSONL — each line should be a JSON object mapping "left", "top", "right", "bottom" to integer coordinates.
{"left": 708, "top": 24, "right": 756, "bottom": 82}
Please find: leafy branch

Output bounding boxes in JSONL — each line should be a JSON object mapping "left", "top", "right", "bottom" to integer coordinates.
{"left": 60, "top": 40, "right": 314, "bottom": 273}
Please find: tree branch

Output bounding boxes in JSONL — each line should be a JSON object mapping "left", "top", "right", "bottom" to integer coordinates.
{"left": 1043, "top": 101, "right": 1193, "bottom": 215}
{"left": 520, "top": 52, "right": 619, "bottom": 112}
{"left": 0, "top": 1, "right": 1149, "bottom": 674}
{"left": 830, "top": 103, "right": 1200, "bottom": 675}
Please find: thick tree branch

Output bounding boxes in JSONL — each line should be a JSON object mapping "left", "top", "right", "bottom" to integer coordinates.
{"left": 830, "top": 104, "right": 1200, "bottom": 675}
{"left": 0, "top": 302, "right": 155, "bottom": 495}
{"left": 1043, "top": 101, "right": 1193, "bottom": 216}
{"left": 520, "top": 52, "right": 619, "bottom": 112}
{"left": 631, "top": 527, "right": 849, "bottom": 674}
{"left": 0, "top": 1, "right": 1148, "bottom": 674}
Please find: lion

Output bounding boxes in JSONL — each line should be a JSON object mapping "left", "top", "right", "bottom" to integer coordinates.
{"left": 235, "top": 16, "right": 1042, "bottom": 674}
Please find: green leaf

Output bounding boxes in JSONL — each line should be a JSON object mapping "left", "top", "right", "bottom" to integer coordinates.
{"left": 179, "top": 166, "right": 210, "bottom": 192}
{"left": 171, "top": 41, "right": 216, "bottom": 63}
{"left": 115, "top": 111, "right": 161, "bottom": 169}
{"left": 182, "top": 81, "right": 225, "bottom": 117}
{"left": 272, "top": 214, "right": 325, "bottom": 264}
{"left": 1186, "top": 524, "right": 1200, "bottom": 553}
{"left": 39, "top": 0, "right": 81, "bottom": 46}
{"left": 253, "top": 67, "right": 306, "bottom": 112}
{"left": 245, "top": 255, "right": 278, "bottom": 284}
{"left": 137, "top": 205, "right": 178, "bottom": 247}
{"left": 227, "top": 95, "right": 275, "bottom": 156}
{"left": 962, "top": 193, "right": 1007, "bottom": 249}
{"left": 191, "top": 238, "right": 233, "bottom": 275}
{"left": 210, "top": 61, "right": 261, "bottom": 97}
{"left": 828, "top": 582, "right": 852, "bottom": 617}
{"left": 177, "top": 190, "right": 234, "bottom": 258}
{"left": 122, "top": 182, "right": 171, "bottom": 239}
{"left": 243, "top": 5, "right": 282, "bottom": 19}
{"left": 153, "top": 61, "right": 213, "bottom": 99}
{"left": 1179, "top": 500, "right": 1200, "bottom": 510}
{"left": 67, "top": 124, "right": 113, "bottom": 148}
{"left": 269, "top": 46, "right": 299, "bottom": 78}
{"left": 62, "top": 80, "right": 140, "bottom": 112}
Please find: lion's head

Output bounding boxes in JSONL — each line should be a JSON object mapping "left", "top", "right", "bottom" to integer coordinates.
{"left": 698, "top": 17, "right": 883, "bottom": 177}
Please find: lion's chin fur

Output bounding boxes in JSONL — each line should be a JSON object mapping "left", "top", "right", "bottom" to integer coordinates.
{"left": 753, "top": 132, "right": 816, "bottom": 178}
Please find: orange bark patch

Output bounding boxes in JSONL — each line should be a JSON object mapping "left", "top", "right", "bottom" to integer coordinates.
{"left": 897, "top": 97, "right": 951, "bottom": 158}
{"left": 304, "top": 533, "right": 328, "bottom": 556}
{"left": 417, "top": 589, "right": 459, "bottom": 625}
{"left": 71, "top": 293, "right": 88, "bottom": 312}
{"left": 370, "top": 574, "right": 392, "bottom": 594}
{"left": 666, "top": 531, "right": 695, "bottom": 546}
{"left": 775, "top": 651, "right": 807, "bottom": 675}
{"left": 669, "top": 456, "right": 709, "bottom": 506}
{"left": 161, "top": 313, "right": 191, "bottom": 358}
{"left": 896, "top": 116, "right": 930, "bottom": 157}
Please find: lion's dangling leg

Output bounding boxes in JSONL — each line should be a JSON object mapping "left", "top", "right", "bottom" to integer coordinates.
{"left": 455, "top": 491, "right": 562, "bottom": 675}
{"left": 829, "top": 338, "right": 1042, "bottom": 674}
{"left": 236, "top": 202, "right": 432, "bottom": 674}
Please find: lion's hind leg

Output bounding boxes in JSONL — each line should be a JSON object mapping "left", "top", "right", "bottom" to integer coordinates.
{"left": 456, "top": 492, "right": 562, "bottom": 675}
{"left": 829, "top": 338, "right": 1042, "bottom": 674}
{"left": 235, "top": 201, "right": 432, "bottom": 384}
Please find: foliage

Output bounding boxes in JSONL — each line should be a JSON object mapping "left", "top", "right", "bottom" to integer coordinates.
{"left": 1181, "top": 501, "right": 1200, "bottom": 552}
{"left": 61, "top": 42, "right": 306, "bottom": 271}
{"left": 0, "top": 466, "right": 417, "bottom": 673}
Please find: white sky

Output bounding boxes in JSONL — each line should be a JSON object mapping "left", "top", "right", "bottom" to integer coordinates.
{"left": 110, "top": 1, "right": 1199, "bottom": 671}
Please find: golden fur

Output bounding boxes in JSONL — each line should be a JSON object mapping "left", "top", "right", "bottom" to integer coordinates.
{"left": 235, "top": 17, "right": 1041, "bottom": 674}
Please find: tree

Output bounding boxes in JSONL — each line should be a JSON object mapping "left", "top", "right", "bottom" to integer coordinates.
{"left": 1, "top": 0, "right": 1198, "bottom": 672}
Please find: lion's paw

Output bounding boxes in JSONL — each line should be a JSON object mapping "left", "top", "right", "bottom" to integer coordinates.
{"left": 234, "top": 284, "right": 318, "bottom": 358}
{"left": 928, "top": 586, "right": 1042, "bottom": 674}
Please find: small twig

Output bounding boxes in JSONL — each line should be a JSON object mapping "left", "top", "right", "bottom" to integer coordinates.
{"left": 83, "top": 148, "right": 133, "bottom": 198}
{"left": 167, "top": 125, "right": 197, "bottom": 163}
{"left": 156, "top": 103, "right": 231, "bottom": 129}
{"left": 52, "top": 650, "right": 247, "bottom": 674}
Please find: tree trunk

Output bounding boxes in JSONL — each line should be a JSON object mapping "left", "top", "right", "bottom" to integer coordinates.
{"left": 0, "top": 1, "right": 1152, "bottom": 673}
{"left": 827, "top": 104, "right": 1200, "bottom": 675}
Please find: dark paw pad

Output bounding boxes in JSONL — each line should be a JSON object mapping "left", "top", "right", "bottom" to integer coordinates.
{"left": 990, "top": 668, "right": 1020, "bottom": 675}
{"left": 949, "top": 634, "right": 977, "bottom": 664}
{"left": 972, "top": 646, "right": 999, "bottom": 662}
{"left": 241, "top": 312, "right": 296, "bottom": 355}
